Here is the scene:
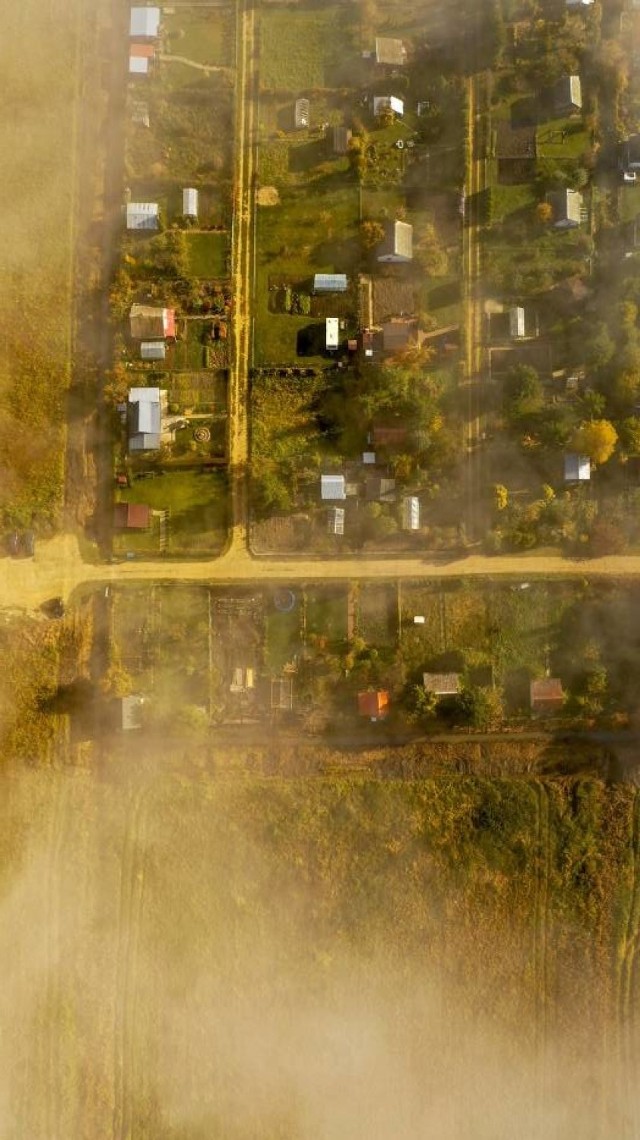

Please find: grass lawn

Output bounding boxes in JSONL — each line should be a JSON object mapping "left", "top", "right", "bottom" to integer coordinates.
{"left": 255, "top": 184, "right": 360, "bottom": 364}
{"left": 125, "top": 71, "right": 233, "bottom": 192}
{"left": 265, "top": 606, "right": 301, "bottom": 671}
{"left": 305, "top": 586, "right": 348, "bottom": 644}
{"left": 115, "top": 469, "right": 228, "bottom": 555}
{"left": 536, "top": 119, "right": 589, "bottom": 161}
{"left": 357, "top": 583, "right": 398, "bottom": 646}
{"left": 185, "top": 230, "right": 229, "bottom": 277}
{"left": 165, "top": 369, "right": 227, "bottom": 414}
{"left": 163, "top": 7, "right": 235, "bottom": 69}
{"left": 260, "top": 5, "right": 357, "bottom": 91}
{"left": 619, "top": 185, "right": 640, "bottom": 224}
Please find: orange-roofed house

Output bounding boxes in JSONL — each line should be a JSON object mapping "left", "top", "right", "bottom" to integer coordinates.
{"left": 530, "top": 678, "right": 564, "bottom": 713}
{"left": 358, "top": 690, "right": 390, "bottom": 720}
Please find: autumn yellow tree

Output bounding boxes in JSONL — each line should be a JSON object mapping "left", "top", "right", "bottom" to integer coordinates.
{"left": 570, "top": 420, "right": 618, "bottom": 466}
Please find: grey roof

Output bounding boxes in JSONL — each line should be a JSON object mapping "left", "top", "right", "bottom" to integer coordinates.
{"left": 375, "top": 36, "right": 406, "bottom": 65}
{"left": 321, "top": 474, "right": 346, "bottom": 500}
{"left": 423, "top": 673, "right": 460, "bottom": 696}
{"left": 128, "top": 387, "right": 161, "bottom": 451}
{"left": 313, "top": 273, "right": 348, "bottom": 292}
{"left": 555, "top": 74, "right": 582, "bottom": 111}
{"left": 365, "top": 475, "right": 396, "bottom": 502}
{"left": 377, "top": 220, "right": 413, "bottom": 261}
{"left": 547, "top": 188, "right": 583, "bottom": 226}
{"left": 130, "top": 7, "right": 161, "bottom": 38}
{"left": 140, "top": 340, "right": 166, "bottom": 360}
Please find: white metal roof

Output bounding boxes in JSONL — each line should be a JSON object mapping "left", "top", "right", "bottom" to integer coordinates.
{"left": 313, "top": 273, "right": 348, "bottom": 292}
{"left": 402, "top": 495, "right": 420, "bottom": 530}
{"left": 373, "top": 95, "right": 404, "bottom": 116}
{"left": 564, "top": 453, "right": 591, "bottom": 482}
{"left": 182, "top": 187, "right": 199, "bottom": 217}
{"left": 321, "top": 474, "right": 346, "bottom": 500}
{"left": 129, "top": 55, "right": 149, "bottom": 74}
{"left": 509, "top": 307, "right": 525, "bottom": 338}
{"left": 126, "top": 202, "right": 159, "bottom": 230}
{"left": 129, "top": 386, "right": 160, "bottom": 403}
{"left": 140, "top": 341, "right": 166, "bottom": 360}
{"left": 130, "top": 7, "right": 161, "bottom": 38}
{"left": 325, "top": 317, "right": 339, "bottom": 349}
{"left": 328, "top": 507, "right": 345, "bottom": 535}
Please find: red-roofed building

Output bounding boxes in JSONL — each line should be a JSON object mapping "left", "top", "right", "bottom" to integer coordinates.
{"left": 530, "top": 678, "right": 564, "bottom": 712}
{"left": 113, "top": 502, "right": 151, "bottom": 530}
{"left": 358, "top": 690, "right": 390, "bottom": 720}
{"left": 371, "top": 425, "right": 409, "bottom": 448}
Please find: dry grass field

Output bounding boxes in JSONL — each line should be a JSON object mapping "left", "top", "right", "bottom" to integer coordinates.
{"left": 0, "top": 0, "right": 105, "bottom": 530}
{"left": 0, "top": 747, "right": 639, "bottom": 1139}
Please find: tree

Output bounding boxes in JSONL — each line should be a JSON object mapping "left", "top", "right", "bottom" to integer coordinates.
{"left": 494, "top": 484, "right": 509, "bottom": 511}
{"left": 570, "top": 420, "right": 618, "bottom": 466}
{"left": 503, "top": 365, "right": 544, "bottom": 421}
{"left": 620, "top": 416, "right": 640, "bottom": 455}
{"left": 360, "top": 220, "right": 385, "bottom": 249}
{"left": 535, "top": 201, "right": 553, "bottom": 225}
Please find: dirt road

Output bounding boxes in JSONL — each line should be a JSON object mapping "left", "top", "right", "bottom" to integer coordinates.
{"left": 227, "top": 0, "right": 257, "bottom": 556}
{"left": 5, "top": 533, "right": 640, "bottom": 612}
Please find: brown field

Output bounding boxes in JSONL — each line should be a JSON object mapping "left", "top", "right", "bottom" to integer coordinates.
{"left": 0, "top": 0, "right": 111, "bottom": 530}
{"left": 0, "top": 746, "right": 638, "bottom": 1138}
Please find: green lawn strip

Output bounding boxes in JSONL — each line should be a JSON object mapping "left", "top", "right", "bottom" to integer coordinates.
{"left": 163, "top": 8, "right": 235, "bottom": 69}
{"left": 185, "top": 231, "right": 229, "bottom": 277}
{"left": 115, "top": 470, "right": 227, "bottom": 554}
{"left": 259, "top": 5, "right": 356, "bottom": 91}
{"left": 536, "top": 119, "right": 589, "bottom": 161}
{"left": 305, "top": 587, "right": 349, "bottom": 644}
{"left": 265, "top": 607, "right": 301, "bottom": 671}
{"left": 254, "top": 184, "right": 360, "bottom": 365}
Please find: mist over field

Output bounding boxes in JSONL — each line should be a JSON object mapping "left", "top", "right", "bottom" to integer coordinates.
{"left": 0, "top": 759, "right": 636, "bottom": 1139}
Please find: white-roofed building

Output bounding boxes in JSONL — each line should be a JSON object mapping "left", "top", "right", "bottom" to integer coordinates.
{"left": 328, "top": 507, "right": 345, "bottom": 535}
{"left": 313, "top": 273, "right": 348, "bottom": 293}
{"left": 402, "top": 496, "right": 420, "bottom": 531}
{"left": 373, "top": 95, "right": 404, "bottom": 117}
{"left": 377, "top": 219, "right": 413, "bottom": 263}
{"left": 325, "top": 318, "right": 339, "bottom": 351}
{"left": 129, "top": 54, "right": 150, "bottom": 74}
{"left": 130, "top": 6, "right": 161, "bottom": 38}
{"left": 294, "top": 97, "right": 310, "bottom": 129}
{"left": 564, "top": 453, "right": 591, "bottom": 482}
{"left": 140, "top": 341, "right": 166, "bottom": 361}
{"left": 126, "top": 202, "right": 159, "bottom": 231}
{"left": 128, "top": 387, "right": 163, "bottom": 451}
{"left": 321, "top": 474, "right": 346, "bottom": 500}
{"left": 121, "top": 694, "right": 146, "bottom": 730}
{"left": 509, "top": 307, "right": 526, "bottom": 339}
{"left": 182, "top": 187, "right": 199, "bottom": 218}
